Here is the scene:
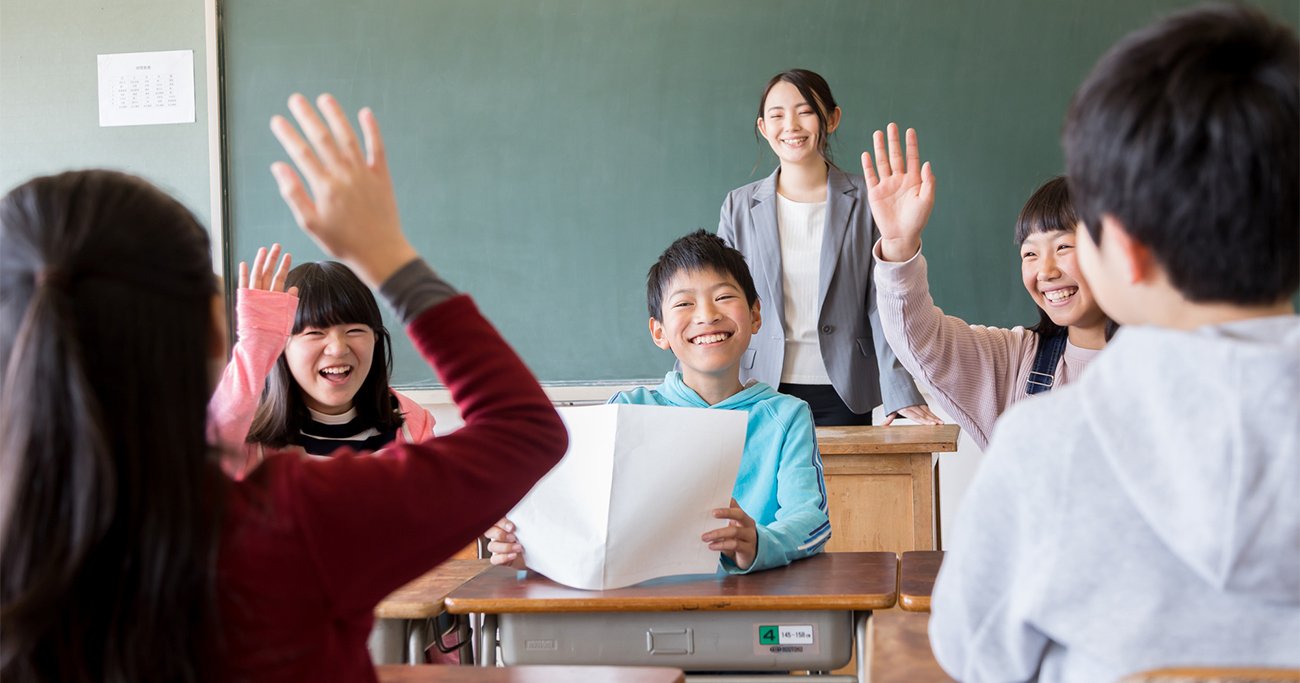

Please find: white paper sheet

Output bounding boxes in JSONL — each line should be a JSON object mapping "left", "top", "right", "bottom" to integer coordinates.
{"left": 97, "top": 50, "right": 195, "bottom": 127}
{"left": 509, "top": 404, "right": 747, "bottom": 590}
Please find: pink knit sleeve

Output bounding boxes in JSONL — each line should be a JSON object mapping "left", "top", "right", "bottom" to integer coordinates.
{"left": 872, "top": 241, "right": 1034, "bottom": 450}
{"left": 207, "top": 288, "right": 297, "bottom": 477}
{"left": 393, "top": 389, "right": 437, "bottom": 443}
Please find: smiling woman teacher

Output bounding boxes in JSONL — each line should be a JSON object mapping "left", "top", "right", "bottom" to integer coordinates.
{"left": 718, "top": 69, "right": 939, "bottom": 426}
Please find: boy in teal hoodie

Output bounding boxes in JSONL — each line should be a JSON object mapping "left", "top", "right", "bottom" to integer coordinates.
{"left": 489, "top": 230, "right": 829, "bottom": 573}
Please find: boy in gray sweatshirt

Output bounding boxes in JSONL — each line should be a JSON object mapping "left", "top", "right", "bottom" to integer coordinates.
{"left": 929, "top": 5, "right": 1300, "bottom": 682}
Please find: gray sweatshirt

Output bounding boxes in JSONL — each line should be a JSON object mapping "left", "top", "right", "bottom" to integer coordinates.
{"left": 929, "top": 315, "right": 1300, "bottom": 682}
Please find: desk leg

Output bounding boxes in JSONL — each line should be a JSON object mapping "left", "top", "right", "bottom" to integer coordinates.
{"left": 455, "top": 613, "right": 474, "bottom": 665}
{"left": 855, "top": 611, "right": 871, "bottom": 683}
{"left": 406, "top": 619, "right": 429, "bottom": 665}
{"left": 477, "top": 613, "right": 498, "bottom": 667}
{"left": 368, "top": 619, "right": 405, "bottom": 665}
{"left": 933, "top": 458, "right": 943, "bottom": 551}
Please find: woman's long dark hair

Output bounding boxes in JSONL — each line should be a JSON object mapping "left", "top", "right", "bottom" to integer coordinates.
{"left": 1014, "top": 176, "right": 1119, "bottom": 341}
{"left": 246, "top": 261, "right": 401, "bottom": 448}
{"left": 0, "top": 171, "right": 225, "bottom": 683}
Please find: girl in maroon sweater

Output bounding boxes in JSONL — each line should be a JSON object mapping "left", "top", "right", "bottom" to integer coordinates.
{"left": 0, "top": 94, "right": 566, "bottom": 683}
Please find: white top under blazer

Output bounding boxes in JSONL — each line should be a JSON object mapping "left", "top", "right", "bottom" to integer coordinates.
{"left": 775, "top": 194, "right": 832, "bottom": 384}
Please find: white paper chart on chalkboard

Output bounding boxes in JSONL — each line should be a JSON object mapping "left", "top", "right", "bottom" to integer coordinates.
{"left": 97, "top": 50, "right": 195, "bottom": 127}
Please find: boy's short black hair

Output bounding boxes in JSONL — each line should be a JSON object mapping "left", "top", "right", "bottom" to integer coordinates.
{"left": 647, "top": 230, "right": 759, "bottom": 320}
{"left": 1063, "top": 3, "right": 1299, "bottom": 305}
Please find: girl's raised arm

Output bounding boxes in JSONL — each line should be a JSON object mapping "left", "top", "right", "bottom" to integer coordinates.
{"left": 208, "top": 244, "right": 298, "bottom": 477}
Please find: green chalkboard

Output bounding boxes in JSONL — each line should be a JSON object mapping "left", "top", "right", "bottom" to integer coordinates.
{"left": 220, "top": 0, "right": 1298, "bottom": 386}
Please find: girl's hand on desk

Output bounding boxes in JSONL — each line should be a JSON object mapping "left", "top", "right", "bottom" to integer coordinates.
{"left": 704, "top": 498, "right": 757, "bottom": 571}
{"left": 269, "top": 93, "right": 419, "bottom": 288}
{"left": 238, "top": 243, "right": 298, "bottom": 297}
{"left": 863, "top": 123, "right": 936, "bottom": 264}
{"left": 484, "top": 517, "right": 526, "bottom": 569}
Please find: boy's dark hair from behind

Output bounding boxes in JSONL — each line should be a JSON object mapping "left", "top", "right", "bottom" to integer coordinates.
{"left": 646, "top": 230, "right": 760, "bottom": 320}
{"left": 1064, "top": 2, "right": 1299, "bottom": 305}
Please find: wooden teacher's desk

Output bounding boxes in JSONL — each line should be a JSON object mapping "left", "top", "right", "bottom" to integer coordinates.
{"left": 816, "top": 425, "right": 960, "bottom": 553}
{"left": 376, "top": 664, "right": 686, "bottom": 683}
{"left": 443, "top": 552, "right": 897, "bottom": 681}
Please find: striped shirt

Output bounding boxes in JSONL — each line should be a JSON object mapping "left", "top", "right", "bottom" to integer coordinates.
{"left": 297, "top": 399, "right": 402, "bottom": 456}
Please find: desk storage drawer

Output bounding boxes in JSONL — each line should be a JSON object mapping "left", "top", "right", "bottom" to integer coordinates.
{"left": 499, "top": 610, "right": 853, "bottom": 671}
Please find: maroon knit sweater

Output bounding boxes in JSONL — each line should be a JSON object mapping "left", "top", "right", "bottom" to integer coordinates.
{"left": 216, "top": 295, "right": 566, "bottom": 682}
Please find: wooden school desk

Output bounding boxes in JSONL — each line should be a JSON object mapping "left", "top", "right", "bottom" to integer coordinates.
{"left": 376, "top": 664, "right": 686, "bottom": 683}
{"left": 373, "top": 559, "right": 491, "bottom": 664}
{"left": 443, "top": 552, "right": 897, "bottom": 682}
{"left": 866, "top": 610, "right": 953, "bottom": 683}
{"left": 869, "top": 553, "right": 951, "bottom": 682}
{"left": 816, "top": 425, "right": 959, "bottom": 553}
{"left": 898, "top": 551, "right": 944, "bottom": 613}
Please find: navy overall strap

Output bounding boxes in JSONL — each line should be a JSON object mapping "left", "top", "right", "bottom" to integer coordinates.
{"left": 1026, "top": 329, "right": 1069, "bottom": 395}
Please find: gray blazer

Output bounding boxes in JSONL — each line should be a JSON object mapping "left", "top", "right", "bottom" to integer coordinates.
{"left": 717, "top": 165, "right": 924, "bottom": 415}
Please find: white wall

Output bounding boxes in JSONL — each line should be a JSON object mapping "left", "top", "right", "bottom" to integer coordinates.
{"left": 0, "top": 0, "right": 214, "bottom": 237}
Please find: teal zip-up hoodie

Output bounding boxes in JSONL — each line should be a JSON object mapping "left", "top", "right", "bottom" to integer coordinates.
{"left": 609, "top": 371, "right": 830, "bottom": 573}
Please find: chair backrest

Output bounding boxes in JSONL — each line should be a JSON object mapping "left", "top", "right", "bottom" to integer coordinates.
{"left": 1118, "top": 667, "right": 1300, "bottom": 683}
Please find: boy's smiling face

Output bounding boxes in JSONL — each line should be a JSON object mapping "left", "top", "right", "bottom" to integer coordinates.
{"left": 649, "top": 267, "right": 761, "bottom": 386}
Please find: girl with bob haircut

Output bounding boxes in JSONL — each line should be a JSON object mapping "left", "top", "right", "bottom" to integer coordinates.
{"left": 209, "top": 252, "right": 434, "bottom": 478}
{"left": 865, "top": 125, "right": 1114, "bottom": 450}
{"left": 0, "top": 93, "right": 566, "bottom": 682}
{"left": 718, "top": 68, "right": 939, "bottom": 427}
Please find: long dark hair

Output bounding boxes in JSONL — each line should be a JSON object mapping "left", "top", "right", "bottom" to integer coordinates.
{"left": 246, "top": 261, "right": 401, "bottom": 447}
{"left": 755, "top": 68, "right": 840, "bottom": 168}
{"left": 0, "top": 170, "right": 225, "bottom": 683}
{"left": 1014, "top": 176, "right": 1118, "bottom": 341}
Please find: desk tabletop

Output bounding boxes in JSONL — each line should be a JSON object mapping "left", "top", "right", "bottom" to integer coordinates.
{"left": 376, "top": 665, "right": 685, "bottom": 682}
{"left": 899, "top": 551, "right": 944, "bottom": 613}
{"left": 444, "top": 551, "right": 897, "bottom": 614}
{"left": 376, "top": 559, "right": 491, "bottom": 619}
{"left": 815, "top": 425, "right": 960, "bottom": 455}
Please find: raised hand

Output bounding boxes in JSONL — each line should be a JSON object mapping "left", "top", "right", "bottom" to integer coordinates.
{"left": 703, "top": 498, "right": 758, "bottom": 570}
{"left": 862, "top": 123, "right": 936, "bottom": 263}
{"left": 268, "top": 93, "right": 419, "bottom": 287}
{"left": 238, "top": 243, "right": 298, "bottom": 297}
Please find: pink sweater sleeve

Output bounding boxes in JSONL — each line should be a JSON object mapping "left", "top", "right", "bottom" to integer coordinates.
{"left": 393, "top": 389, "right": 436, "bottom": 442}
{"left": 207, "top": 288, "right": 297, "bottom": 477}
{"left": 872, "top": 241, "right": 1037, "bottom": 450}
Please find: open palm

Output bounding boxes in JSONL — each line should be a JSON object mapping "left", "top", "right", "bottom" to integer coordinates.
{"left": 862, "top": 123, "right": 935, "bottom": 260}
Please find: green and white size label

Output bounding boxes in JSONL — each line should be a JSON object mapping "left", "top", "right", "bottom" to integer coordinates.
{"left": 753, "top": 624, "right": 818, "bottom": 655}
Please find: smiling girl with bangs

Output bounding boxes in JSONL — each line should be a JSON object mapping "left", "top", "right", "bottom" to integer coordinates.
{"left": 209, "top": 250, "right": 435, "bottom": 477}
{"left": 863, "top": 125, "right": 1115, "bottom": 450}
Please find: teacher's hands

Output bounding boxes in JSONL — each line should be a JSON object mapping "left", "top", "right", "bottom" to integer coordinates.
{"left": 269, "top": 93, "right": 419, "bottom": 287}
{"left": 862, "top": 123, "right": 935, "bottom": 264}
{"left": 882, "top": 403, "right": 944, "bottom": 426}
